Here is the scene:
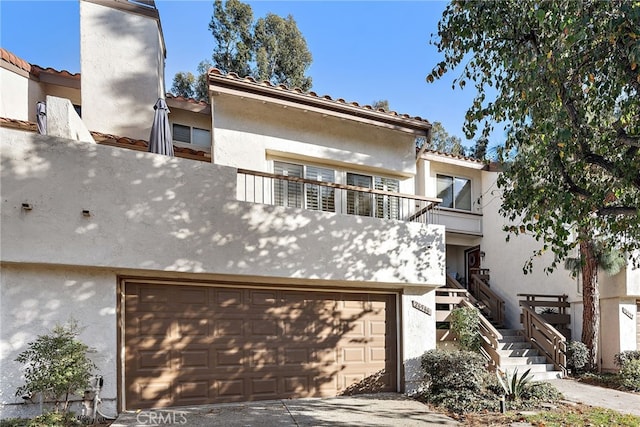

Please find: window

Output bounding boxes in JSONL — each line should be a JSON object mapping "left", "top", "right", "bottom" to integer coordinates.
{"left": 347, "top": 173, "right": 400, "bottom": 219}
{"left": 274, "top": 161, "right": 335, "bottom": 211}
{"left": 347, "top": 173, "right": 373, "bottom": 216}
{"left": 172, "top": 124, "right": 210, "bottom": 147}
{"left": 437, "top": 174, "right": 471, "bottom": 211}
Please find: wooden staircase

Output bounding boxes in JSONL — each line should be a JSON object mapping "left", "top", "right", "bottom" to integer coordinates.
{"left": 438, "top": 271, "right": 566, "bottom": 380}
{"left": 496, "top": 328, "right": 563, "bottom": 381}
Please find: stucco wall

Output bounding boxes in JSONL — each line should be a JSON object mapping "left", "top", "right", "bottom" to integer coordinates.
{"left": 80, "top": 1, "right": 164, "bottom": 140}
{"left": 1, "top": 128, "right": 444, "bottom": 288}
{"left": 0, "top": 67, "right": 45, "bottom": 122}
{"left": 479, "top": 171, "right": 579, "bottom": 331}
{"left": 0, "top": 264, "right": 117, "bottom": 418}
{"left": 402, "top": 289, "right": 436, "bottom": 394}
{"left": 212, "top": 95, "right": 417, "bottom": 179}
{"left": 1, "top": 128, "right": 445, "bottom": 412}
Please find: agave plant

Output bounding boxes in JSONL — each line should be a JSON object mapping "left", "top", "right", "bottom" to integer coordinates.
{"left": 496, "top": 367, "right": 533, "bottom": 401}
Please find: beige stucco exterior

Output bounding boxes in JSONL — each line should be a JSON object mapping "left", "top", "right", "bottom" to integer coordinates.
{"left": 0, "top": 127, "right": 444, "bottom": 416}
{"left": 0, "top": 64, "right": 45, "bottom": 122}
{"left": 80, "top": 1, "right": 165, "bottom": 140}
{"left": 3, "top": 0, "right": 640, "bottom": 416}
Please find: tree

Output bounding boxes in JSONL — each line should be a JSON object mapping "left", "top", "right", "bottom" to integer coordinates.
{"left": 372, "top": 99, "right": 390, "bottom": 111}
{"left": 209, "top": 0, "right": 253, "bottom": 77}
{"left": 195, "top": 60, "right": 213, "bottom": 101}
{"left": 15, "top": 320, "right": 96, "bottom": 413}
{"left": 171, "top": 72, "right": 195, "bottom": 99}
{"left": 254, "top": 13, "right": 312, "bottom": 90}
{"left": 173, "top": 0, "right": 313, "bottom": 100}
{"left": 424, "top": 121, "right": 467, "bottom": 156}
{"left": 471, "top": 137, "right": 488, "bottom": 161}
{"left": 429, "top": 1, "right": 639, "bottom": 370}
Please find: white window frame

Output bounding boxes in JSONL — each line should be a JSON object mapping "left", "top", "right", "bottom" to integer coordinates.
{"left": 171, "top": 123, "right": 211, "bottom": 148}
{"left": 436, "top": 173, "right": 473, "bottom": 212}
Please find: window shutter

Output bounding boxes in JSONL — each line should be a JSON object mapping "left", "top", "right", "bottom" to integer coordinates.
{"left": 347, "top": 173, "right": 373, "bottom": 216}
{"left": 172, "top": 124, "right": 191, "bottom": 143}
{"left": 375, "top": 177, "right": 400, "bottom": 219}
{"left": 274, "top": 162, "right": 303, "bottom": 208}
{"left": 305, "top": 166, "right": 335, "bottom": 212}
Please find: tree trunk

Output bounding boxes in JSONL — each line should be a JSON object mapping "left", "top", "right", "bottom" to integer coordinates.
{"left": 580, "top": 239, "right": 600, "bottom": 372}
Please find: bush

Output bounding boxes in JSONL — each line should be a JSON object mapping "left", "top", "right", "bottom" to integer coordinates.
{"left": 449, "top": 307, "right": 481, "bottom": 352}
{"left": 614, "top": 350, "right": 640, "bottom": 368}
{"left": 619, "top": 358, "right": 640, "bottom": 391}
{"left": 0, "top": 412, "right": 81, "bottom": 427}
{"left": 421, "top": 349, "right": 486, "bottom": 394}
{"left": 15, "top": 320, "right": 96, "bottom": 413}
{"left": 566, "top": 340, "right": 589, "bottom": 374}
{"left": 521, "top": 381, "right": 563, "bottom": 402}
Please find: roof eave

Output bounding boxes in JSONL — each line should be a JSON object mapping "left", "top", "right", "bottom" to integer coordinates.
{"left": 208, "top": 72, "right": 431, "bottom": 136}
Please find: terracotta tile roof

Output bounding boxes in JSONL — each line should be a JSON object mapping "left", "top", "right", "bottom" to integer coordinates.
{"left": 0, "top": 117, "right": 209, "bottom": 162}
{"left": 0, "top": 48, "right": 80, "bottom": 79}
{"left": 1, "top": 48, "right": 31, "bottom": 73}
{"left": 421, "top": 148, "right": 487, "bottom": 168}
{"left": 165, "top": 93, "right": 208, "bottom": 107}
{"left": 207, "top": 68, "right": 432, "bottom": 130}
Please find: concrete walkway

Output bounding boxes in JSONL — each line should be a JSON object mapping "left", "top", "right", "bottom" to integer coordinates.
{"left": 112, "top": 393, "right": 459, "bottom": 426}
{"left": 546, "top": 378, "right": 640, "bottom": 417}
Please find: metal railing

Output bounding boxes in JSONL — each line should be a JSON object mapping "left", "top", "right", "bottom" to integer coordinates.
{"left": 237, "top": 168, "right": 441, "bottom": 224}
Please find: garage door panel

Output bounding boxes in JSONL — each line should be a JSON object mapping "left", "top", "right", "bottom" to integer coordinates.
{"left": 125, "top": 284, "right": 397, "bottom": 409}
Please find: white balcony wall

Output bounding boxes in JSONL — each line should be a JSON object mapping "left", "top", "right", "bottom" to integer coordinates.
{"left": 1, "top": 128, "right": 444, "bottom": 287}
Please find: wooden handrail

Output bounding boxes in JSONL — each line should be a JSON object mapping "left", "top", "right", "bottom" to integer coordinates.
{"left": 520, "top": 303, "right": 567, "bottom": 376}
{"left": 434, "top": 286, "right": 503, "bottom": 369}
{"left": 460, "top": 299, "right": 503, "bottom": 369}
{"left": 469, "top": 273, "right": 505, "bottom": 326}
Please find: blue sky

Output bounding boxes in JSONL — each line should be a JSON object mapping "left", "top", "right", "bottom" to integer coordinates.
{"left": 0, "top": 0, "right": 498, "bottom": 148}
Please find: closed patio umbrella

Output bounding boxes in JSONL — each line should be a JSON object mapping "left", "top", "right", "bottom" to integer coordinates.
{"left": 36, "top": 101, "right": 46, "bottom": 135}
{"left": 148, "top": 98, "right": 174, "bottom": 156}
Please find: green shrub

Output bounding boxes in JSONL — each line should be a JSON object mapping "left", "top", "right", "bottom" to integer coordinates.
{"left": 0, "top": 412, "right": 81, "bottom": 427}
{"left": 15, "top": 320, "right": 96, "bottom": 413}
{"left": 521, "top": 381, "right": 563, "bottom": 402}
{"left": 566, "top": 340, "right": 589, "bottom": 374}
{"left": 614, "top": 350, "right": 640, "bottom": 368}
{"left": 421, "top": 349, "right": 486, "bottom": 394}
{"left": 449, "top": 307, "right": 481, "bottom": 352}
{"left": 619, "top": 358, "right": 640, "bottom": 391}
{"left": 428, "top": 388, "right": 499, "bottom": 414}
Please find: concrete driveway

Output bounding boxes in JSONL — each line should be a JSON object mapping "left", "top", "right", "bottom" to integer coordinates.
{"left": 111, "top": 393, "right": 459, "bottom": 426}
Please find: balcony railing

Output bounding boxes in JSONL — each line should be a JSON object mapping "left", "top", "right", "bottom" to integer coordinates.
{"left": 237, "top": 168, "right": 441, "bottom": 224}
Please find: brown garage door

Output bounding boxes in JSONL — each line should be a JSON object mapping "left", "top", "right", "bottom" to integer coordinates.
{"left": 123, "top": 282, "right": 397, "bottom": 409}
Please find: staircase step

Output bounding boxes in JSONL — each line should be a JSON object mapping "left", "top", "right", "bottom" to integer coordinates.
{"left": 498, "top": 329, "right": 523, "bottom": 336}
{"left": 498, "top": 335, "right": 526, "bottom": 343}
{"left": 497, "top": 348, "right": 540, "bottom": 357}
{"left": 500, "top": 363, "right": 557, "bottom": 374}
{"left": 499, "top": 356, "right": 547, "bottom": 366}
{"left": 530, "top": 370, "right": 564, "bottom": 381}
{"left": 499, "top": 341, "right": 533, "bottom": 350}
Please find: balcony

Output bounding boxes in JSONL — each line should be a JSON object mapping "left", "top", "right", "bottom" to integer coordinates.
{"left": 435, "top": 207, "right": 483, "bottom": 236}
{"left": 237, "top": 168, "right": 441, "bottom": 224}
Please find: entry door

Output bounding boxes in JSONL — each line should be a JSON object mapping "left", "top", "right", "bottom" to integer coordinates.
{"left": 464, "top": 246, "right": 481, "bottom": 287}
